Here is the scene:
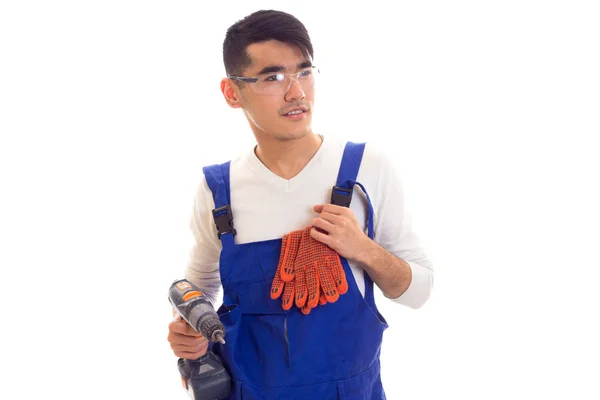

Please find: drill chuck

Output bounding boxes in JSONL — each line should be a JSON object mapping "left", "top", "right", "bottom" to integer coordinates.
{"left": 198, "top": 314, "right": 226, "bottom": 344}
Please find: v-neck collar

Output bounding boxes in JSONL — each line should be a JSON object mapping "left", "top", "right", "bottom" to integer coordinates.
{"left": 246, "top": 135, "right": 329, "bottom": 192}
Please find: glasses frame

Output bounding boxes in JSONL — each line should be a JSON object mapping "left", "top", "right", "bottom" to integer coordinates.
{"left": 227, "top": 66, "right": 319, "bottom": 95}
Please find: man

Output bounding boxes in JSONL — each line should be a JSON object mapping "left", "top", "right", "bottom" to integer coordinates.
{"left": 168, "top": 9, "right": 434, "bottom": 399}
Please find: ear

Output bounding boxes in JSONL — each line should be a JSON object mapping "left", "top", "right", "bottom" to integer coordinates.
{"left": 221, "top": 78, "right": 242, "bottom": 109}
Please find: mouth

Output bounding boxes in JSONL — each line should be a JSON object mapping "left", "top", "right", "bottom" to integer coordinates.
{"left": 282, "top": 107, "right": 309, "bottom": 120}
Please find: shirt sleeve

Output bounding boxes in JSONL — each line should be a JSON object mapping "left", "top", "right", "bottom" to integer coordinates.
{"left": 370, "top": 145, "right": 435, "bottom": 309}
{"left": 183, "top": 176, "right": 223, "bottom": 306}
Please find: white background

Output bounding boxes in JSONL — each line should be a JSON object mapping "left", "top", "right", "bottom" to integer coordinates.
{"left": 1, "top": 1, "right": 599, "bottom": 399}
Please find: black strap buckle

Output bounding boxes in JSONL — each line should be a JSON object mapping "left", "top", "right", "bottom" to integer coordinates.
{"left": 330, "top": 186, "right": 353, "bottom": 208}
{"left": 212, "top": 205, "right": 236, "bottom": 238}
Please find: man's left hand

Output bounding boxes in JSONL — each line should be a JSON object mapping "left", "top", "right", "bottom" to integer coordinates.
{"left": 310, "top": 204, "right": 372, "bottom": 262}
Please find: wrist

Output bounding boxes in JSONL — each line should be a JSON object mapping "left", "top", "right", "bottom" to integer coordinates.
{"left": 353, "top": 236, "right": 379, "bottom": 267}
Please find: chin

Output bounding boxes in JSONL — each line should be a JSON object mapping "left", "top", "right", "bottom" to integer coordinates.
{"left": 285, "top": 126, "right": 313, "bottom": 140}
{"left": 253, "top": 115, "right": 314, "bottom": 141}
{"left": 265, "top": 131, "right": 306, "bottom": 142}
{"left": 284, "top": 118, "right": 313, "bottom": 136}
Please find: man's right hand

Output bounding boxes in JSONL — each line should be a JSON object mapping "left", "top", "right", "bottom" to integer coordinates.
{"left": 167, "top": 315, "right": 209, "bottom": 359}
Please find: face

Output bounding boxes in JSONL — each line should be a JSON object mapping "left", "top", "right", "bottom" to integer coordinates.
{"left": 221, "top": 40, "right": 315, "bottom": 141}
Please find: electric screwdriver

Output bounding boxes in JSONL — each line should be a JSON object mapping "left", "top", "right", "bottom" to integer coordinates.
{"left": 168, "top": 279, "right": 231, "bottom": 400}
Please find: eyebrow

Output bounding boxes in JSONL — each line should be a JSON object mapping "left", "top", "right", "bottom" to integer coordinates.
{"left": 256, "top": 60, "right": 313, "bottom": 76}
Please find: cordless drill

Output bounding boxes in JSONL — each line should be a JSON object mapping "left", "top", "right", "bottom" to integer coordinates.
{"left": 168, "top": 279, "right": 231, "bottom": 400}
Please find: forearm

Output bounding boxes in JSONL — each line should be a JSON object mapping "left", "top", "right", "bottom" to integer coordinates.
{"left": 183, "top": 176, "right": 225, "bottom": 306}
{"left": 354, "top": 237, "right": 412, "bottom": 299}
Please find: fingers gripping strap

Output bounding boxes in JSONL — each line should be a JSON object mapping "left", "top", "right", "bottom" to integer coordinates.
{"left": 347, "top": 181, "right": 374, "bottom": 240}
{"left": 349, "top": 179, "right": 376, "bottom": 306}
{"left": 334, "top": 142, "right": 377, "bottom": 307}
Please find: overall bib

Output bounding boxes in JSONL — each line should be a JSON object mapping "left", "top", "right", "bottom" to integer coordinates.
{"left": 203, "top": 142, "right": 388, "bottom": 399}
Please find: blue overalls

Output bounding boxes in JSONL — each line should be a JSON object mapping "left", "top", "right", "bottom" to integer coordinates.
{"left": 203, "top": 142, "right": 389, "bottom": 399}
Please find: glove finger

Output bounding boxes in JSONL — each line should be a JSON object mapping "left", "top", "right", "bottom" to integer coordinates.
{"left": 276, "top": 234, "right": 291, "bottom": 283}
{"left": 270, "top": 266, "right": 285, "bottom": 300}
{"left": 301, "top": 302, "right": 312, "bottom": 315}
{"left": 317, "top": 260, "right": 339, "bottom": 303}
{"left": 306, "top": 263, "right": 320, "bottom": 309}
{"left": 319, "top": 289, "right": 327, "bottom": 305}
{"left": 328, "top": 254, "right": 348, "bottom": 295}
{"left": 281, "top": 280, "right": 295, "bottom": 310}
{"left": 295, "top": 267, "right": 308, "bottom": 308}
{"left": 281, "top": 230, "right": 302, "bottom": 282}
{"left": 277, "top": 233, "right": 289, "bottom": 261}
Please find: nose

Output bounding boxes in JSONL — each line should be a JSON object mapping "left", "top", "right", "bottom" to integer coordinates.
{"left": 284, "top": 76, "right": 305, "bottom": 102}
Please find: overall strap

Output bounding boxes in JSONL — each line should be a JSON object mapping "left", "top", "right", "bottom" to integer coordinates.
{"left": 331, "top": 142, "right": 377, "bottom": 306}
{"left": 202, "top": 161, "right": 236, "bottom": 249}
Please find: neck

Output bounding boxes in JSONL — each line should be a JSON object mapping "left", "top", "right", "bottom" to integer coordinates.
{"left": 254, "top": 133, "right": 323, "bottom": 180}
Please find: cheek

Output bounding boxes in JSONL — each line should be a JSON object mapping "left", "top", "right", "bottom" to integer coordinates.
{"left": 247, "top": 99, "right": 280, "bottom": 124}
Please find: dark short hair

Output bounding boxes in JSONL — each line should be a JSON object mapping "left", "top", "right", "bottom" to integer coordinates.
{"left": 223, "top": 10, "right": 314, "bottom": 76}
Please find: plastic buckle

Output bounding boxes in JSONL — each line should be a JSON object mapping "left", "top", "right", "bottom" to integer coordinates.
{"left": 212, "top": 205, "right": 236, "bottom": 238}
{"left": 330, "top": 186, "right": 353, "bottom": 208}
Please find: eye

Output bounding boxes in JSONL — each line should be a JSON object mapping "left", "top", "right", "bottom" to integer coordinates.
{"left": 299, "top": 69, "right": 312, "bottom": 77}
{"left": 263, "top": 73, "right": 285, "bottom": 82}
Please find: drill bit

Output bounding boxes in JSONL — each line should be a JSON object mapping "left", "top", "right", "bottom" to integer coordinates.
{"left": 214, "top": 332, "right": 226, "bottom": 344}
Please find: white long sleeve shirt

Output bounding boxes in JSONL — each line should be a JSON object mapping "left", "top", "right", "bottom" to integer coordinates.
{"left": 184, "top": 134, "right": 434, "bottom": 309}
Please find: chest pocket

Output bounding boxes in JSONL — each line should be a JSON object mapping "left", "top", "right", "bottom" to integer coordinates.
{"left": 236, "top": 279, "right": 291, "bottom": 385}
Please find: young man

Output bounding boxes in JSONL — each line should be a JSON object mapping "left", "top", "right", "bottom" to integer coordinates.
{"left": 168, "top": 9, "right": 434, "bottom": 399}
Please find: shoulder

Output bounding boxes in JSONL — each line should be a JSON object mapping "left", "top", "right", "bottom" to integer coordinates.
{"left": 360, "top": 140, "right": 401, "bottom": 179}
{"left": 201, "top": 150, "right": 248, "bottom": 174}
{"left": 316, "top": 134, "right": 402, "bottom": 183}
{"left": 200, "top": 147, "right": 254, "bottom": 184}
{"left": 192, "top": 147, "right": 252, "bottom": 206}
{"left": 355, "top": 139, "right": 407, "bottom": 209}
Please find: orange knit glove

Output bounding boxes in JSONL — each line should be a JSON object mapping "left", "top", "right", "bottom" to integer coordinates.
{"left": 270, "top": 229, "right": 302, "bottom": 310}
{"left": 294, "top": 226, "right": 349, "bottom": 314}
